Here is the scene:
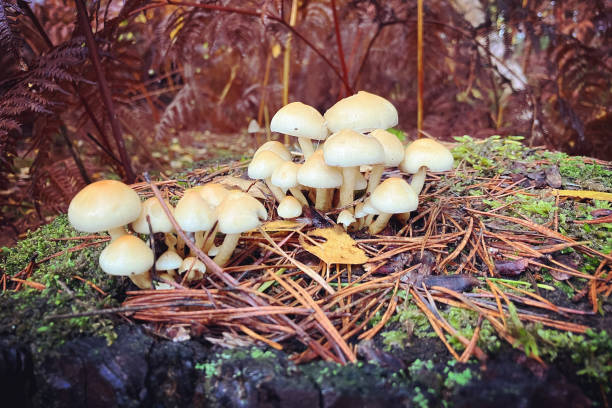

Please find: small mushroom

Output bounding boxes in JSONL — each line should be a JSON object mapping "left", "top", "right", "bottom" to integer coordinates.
{"left": 179, "top": 256, "right": 206, "bottom": 283}
{"left": 399, "top": 138, "right": 454, "bottom": 195}
{"left": 175, "top": 189, "right": 216, "bottom": 249}
{"left": 247, "top": 150, "right": 286, "bottom": 202}
{"left": 270, "top": 102, "right": 328, "bottom": 159}
{"left": 337, "top": 209, "right": 356, "bottom": 229}
{"left": 277, "top": 195, "right": 303, "bottom": 219}
{"left": 98, "top": 235, "right": 154, "bottom": 289}
{"left": 368, "top": 178, "right": 418, "bottom": 234}
{"left": 253, "top": 140, "right": 292, "bottom": 161}
{"left": 213, "top": 191, "right": 268, "bottom": 266}
{"left": 271, "top": 160, "right": 308, "bottom": 206}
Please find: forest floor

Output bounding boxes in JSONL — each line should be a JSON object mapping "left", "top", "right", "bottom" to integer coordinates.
{"left": 1, "top": 135, "right": 611, "bottom": 407}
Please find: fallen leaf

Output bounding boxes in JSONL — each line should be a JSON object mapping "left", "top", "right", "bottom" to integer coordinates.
{"left": 545, "top": 166, "right": 562, "bottom": 188}
{"left": 299, "top": 226, "right": 369, "bottom": 264}
{"left": 217, "top": 176, "right": 269, "bottom": 200}
{"left": 423, "top": 275, "right": 480, "bottom": 292}
{"left": 552, "top": 189, "right": 612, "bottom": 202}
{"left": 495, "top": 258, "right": 529, "bottom": 276}
{"left": 261, "top": 220, "right": 303, "bottom": 231}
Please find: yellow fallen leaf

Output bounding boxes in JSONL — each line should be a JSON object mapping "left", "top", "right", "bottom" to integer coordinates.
{"left": 261, "top": 220, "right": 303, "bottom": 231}
{"left": 552, "top": 189, "right": 612, "bottom": 202}
{"left": 299, "top": 226, "right": 369, "bottom": 265}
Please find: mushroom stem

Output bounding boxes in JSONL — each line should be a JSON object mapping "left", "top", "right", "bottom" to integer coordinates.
{"left": 289, "top": 187, "right": 308, "bottom": 207}
{"left": 298, "top": 137, "right": 315, "bottom": 159}
{"left": 366, "top": 164, "right": 384, "bottom": 195}
{"left": 410, "top": 166, "right": 427, "bottom": 195}
{"left": 397, "top": 212, "right": 412, "bottom": 225}
{"left": 213, "top": 233, "right": 241, "bottom": 267}
{"left": 315, "top": 188, "right": 331, "bottom": 211}
{"left": 195, "top": 231, "right": 205, "bottom": 249}
{"left": 265, "top": 177, "right": 286, "bottom": 202}
{"left": 368, "top": 213, "right": 392, "bottom": 235}
{"left": 339, "top": 167, "right": 358, "bottom": 207}
{"left": 129, "top": 270, "right": 152, "bottom": 289}
{"left": 107, "top": 226, "right": 128, "bottom": 241}
{"left": 203, "top": 224, "right": 218, "bottom": 252}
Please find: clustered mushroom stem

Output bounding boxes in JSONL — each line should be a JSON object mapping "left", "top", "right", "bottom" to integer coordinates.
{"left": 203, "top": 224, "right": 218, "bottom": 252}
{"left": 107, "top": 226, "right": 128, "bottom": 241}
{"left": 368, "top": 213, "right": 392, "bottom": 235}
{"left": 410, "top": 166, "right": 427, "bottom": 195}
{"left": 129, "top": 270, "right": 152, "bottom": 289}
{"left": 366, "top": 165, "right": 384, "bottom": 195}
{"left": 339, "top": 167, "right": 357, "bottom": 207}
{"left": 289, "top": 187, "right": 308, "bottom": 207}
{"left": 194, "top": 231, "right": 205, "bottom": 249}
{"left": 298, "top": 137, "right": 315, "bottom": 160}
{"left": 213, "top": 233, "right": 241, "bottom": 267}
{"left": 315, "top": 188, "right": 330, "bottom": 210}
{"left": 265, "top": 177, "right": 287, "bottom": 202}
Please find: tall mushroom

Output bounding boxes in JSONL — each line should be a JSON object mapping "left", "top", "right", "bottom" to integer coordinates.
{"left": 253, "top": 140, "right": 292, "bottom": 161}
{"left": 213, "top": 191, "right": 268, "bottom": 266}
{"left": 271, "top": 160, "right": 308, "bottom": 206}
{"left": 366, "top": 129, "right": 405, "bottom": 194}
{"left": 270, "top": 102, "right": 328, "bottom": 159}
{"left": 323, "top": 129, "right": 384, "bottom": 208}
{"left": 399, "top": 138, "right": 454, "bottom": 195}
{"left": 368, "top": 178, "right": 418, "bottom": 234}
{"left": 324, "top": 91, "right": 398, "bottom": 134}
{"left": 247, "top": 150, "right": 286, "bottom": 202}
{"left": 175, "top": 189, "right": 216, "bottom": 249}
{"left": 68, "top": 180, "right": 142, "bottom": 241}
{"left": 297, "top": 149, "right": 342, "bottom": 211}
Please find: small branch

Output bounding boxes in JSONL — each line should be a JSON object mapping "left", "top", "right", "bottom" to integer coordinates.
{"left": 75, "top": 0, "right": 136, "bottom": 182}
{"left": 330, "top": 0, "right": 351, "bottom": 96}
{"left": 45, "top": 301, "right": 213, "bottom": 320}
{"left": 59, "top": 125, "right": 91, "bottom": 184}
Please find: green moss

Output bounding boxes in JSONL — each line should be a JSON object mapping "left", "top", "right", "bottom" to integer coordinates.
{"left": 0, "top": 215, "right": 119, "bottom": 352}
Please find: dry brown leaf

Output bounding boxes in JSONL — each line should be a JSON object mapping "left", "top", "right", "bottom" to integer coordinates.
{"left": 299, "top": 226, "right": 369, "bottom": 265}
{"left": 217, "top": 176, "right": 269, "bottom": 199}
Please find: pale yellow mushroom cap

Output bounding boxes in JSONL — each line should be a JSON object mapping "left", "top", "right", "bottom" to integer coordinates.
{"left": 399, "top": 138, "right": 454, "bottom": 174}
{"left": 323, "top": 129, "right": 384, "bottom": 167}
{"left": 132, "top": 197, "right": 175, "bottom": 234}
{"left": 99, "top": 235, "right": 154, "bottom": 276}
{"left": 270, "top": 102, "right": 328, "bottom": 141}
{"left": 216, "top": 192, "right": 268, "bottom": 234}
{"left": 337, "top": 209, "right": 356, "bottom": 228}
{"left": 271, "top": 161, "right": 300, "bottom": 191}
{"left": 68, "top": 180, "right": 141, "bottom": 233}
{"left": 254, "top": 141, "right": 291, "bottom": 161}
{"left": 277, "top": 196, "right": 303, "bottom": 219}
{"left": 370, "top": 129, "right": 405, "bottom": 166}
{"left": 155, "top": 250, "right": 183, "bottom": 271}
{"left": 179, "top": 256, "right": 206, "bottom": 282}
{"left": 370, "top": 178, "right": 418, "bottom": 214}
{"left": 248, "top": 150, "right": 286, "bottom": 180}
{"left": 175, "top": 189, "right": 216, "bottom": 232}
{"left": 193, "top": 183, "right": 230, "bottom": 208}
{"left": 297, "top": 149, "right": 342, "bottom": 189}
{"left": 324, "top": 91, "right": 398, "bottom": 133}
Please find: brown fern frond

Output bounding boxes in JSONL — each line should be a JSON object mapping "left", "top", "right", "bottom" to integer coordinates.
{"left": 0, "top": 0, "right": 27, "bottom": 70}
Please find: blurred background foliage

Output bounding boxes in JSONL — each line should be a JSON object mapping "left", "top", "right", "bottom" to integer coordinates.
{"left": 0, "top": 0, "right": 610, "bottom": 244}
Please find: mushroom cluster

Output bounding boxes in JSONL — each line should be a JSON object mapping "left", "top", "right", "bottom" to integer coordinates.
{"left": 68, "top": 176, "right": 271, "bottom": 289}
{"left": 250, "top": 90, "right": 454, "bottom": 233}
{"left": 66, "top": 91, "right": 454, "bottom": 291}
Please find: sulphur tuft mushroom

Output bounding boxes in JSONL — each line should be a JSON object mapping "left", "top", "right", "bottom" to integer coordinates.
{"left": 98, "top": 234, "right": 154, "bottom": 289}
{"left": 277, "top": 195, "right": 303, "bottom": 219}
{"left": 213, "top": 191, "right": 268, "bottom": 266}
{"left": 399, "top": 138, "right": 454, "bottom": 195}
{"left": 368, "top": 177, "right": 418, "bottom": 234}
{"left": 248, "top": 150, "right": 287, "bottom": 202}
{"left": 68, "top": 180, "right": 142, "bottom": 241}
{"left": 366, "top": 129, "right": 405, "bottom": 194}
{"left": 179, "top": 256, "right": 206, "bottom": 283}
{"left": 270, "top": 102, "right": 328, "bottom": 159}
{"left": 324, "top": 91, "right": 398, "bottom": 133}
{"left": 323, "top": 129, "right": 384, "bottom": 208}
{"left": 297, "top": 149, "right": 342, "bottom": 211}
